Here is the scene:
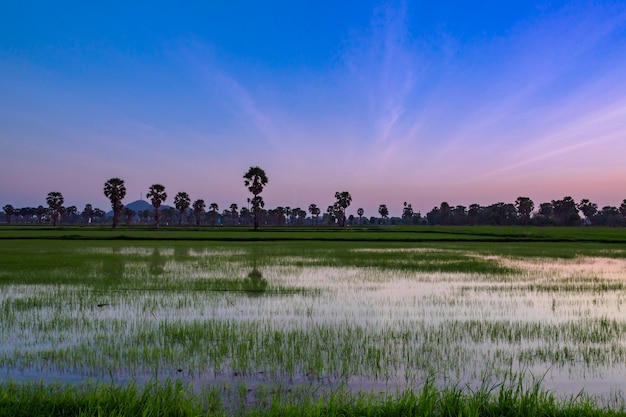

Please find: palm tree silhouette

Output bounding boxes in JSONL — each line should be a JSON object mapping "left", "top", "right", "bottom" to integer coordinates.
{"left": 243, "top": 166, "right": 268, "bottom": 231}
{"left": 146, "top": 184, "right": 167, "bottom": 228}
{"left": 174, "top": 192, "right": 191, "bottom": 226}
{"left": 103, "top": 178, "right": 126, "bottom": 228}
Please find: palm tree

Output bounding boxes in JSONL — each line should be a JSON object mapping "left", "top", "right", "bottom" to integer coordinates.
{"left": 146, "top": 184, "right": 167, "bottom": 228}
{"left": 192, "top": 199, "right": 205, "bottom": 226}
{"left": 308, "top": 204, "right": 320, "bottom": 226}
{"left": 357, "top": 208, "right": 364, "bottom": 224}
{"left": 209, "top": 203, "right": 219, "bottom": 226}
{"left": 402, "top": 202, "right": 414, "bottom": 224}
{"left": 378, "top": 204, "right": 389, "bottom": 224}
{"left": 173, "top": 192, "right": 191, "bottom": 226}
{"left": 243, "top": 166, "right": 269, "bottom": 230}
{"left": 46, "top": 191, "right": 64, "bottom": 226}
{"left": 103, "top": 178, "right": 126, "bottom": 228}
{"left": 82, "top": 203, "right": 94, "bottom": 225}
{"left": 229, "top": 203, "right": 238, "bottom": 225}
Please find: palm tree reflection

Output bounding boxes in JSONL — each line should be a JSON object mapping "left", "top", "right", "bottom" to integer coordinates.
{"left": 244, "top": 266, "right": 268, "bottom": 294}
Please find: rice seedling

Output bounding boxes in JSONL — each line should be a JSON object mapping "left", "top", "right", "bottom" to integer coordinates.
{"left": 2, "top": 229, "right": 626, "bottom": 414}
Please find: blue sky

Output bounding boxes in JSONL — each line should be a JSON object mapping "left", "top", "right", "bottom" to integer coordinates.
{"left": 2, "top": 1, "right": 626, "bottom": 216}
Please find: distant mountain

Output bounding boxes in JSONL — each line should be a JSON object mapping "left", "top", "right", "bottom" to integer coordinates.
{"left": 105, "top": 200, "right": 172, "bottom": 217}
{"left": 125, "top": 200, "right": 154, "bottom": 212}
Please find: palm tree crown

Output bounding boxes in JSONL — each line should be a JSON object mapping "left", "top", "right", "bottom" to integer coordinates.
{"left": 243, "top": 166, "right": 268, "bottom": 230}
{"left": 173, "top": 192, "right": 191, "bottom": 226}
{"left": 103, "top": 178, "right": 126, "bottom": 228}
{"left": 147, "top": 184, "right": 167, "bottom": 228}
{"left": 46, "top": 191, "right": 64, "bottom": 226}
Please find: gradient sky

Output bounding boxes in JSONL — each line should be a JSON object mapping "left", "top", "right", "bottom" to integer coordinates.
{"left": 2, "top": 1, "right": 626, "bottom": 217}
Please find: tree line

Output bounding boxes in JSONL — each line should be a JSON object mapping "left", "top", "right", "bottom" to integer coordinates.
{"left": 3, "top": 167, "right": 626, "bottom": 227}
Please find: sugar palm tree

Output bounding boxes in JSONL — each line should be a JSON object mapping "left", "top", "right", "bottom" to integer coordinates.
{"left": 209, "top": 203, "right": 219, "bottom": 226}
{"left": 243, "top": 166, "right": 268, "bottom": 230}
{"left": 146, "top": 184, "right": 167, "bottom": 228}
{"left": 308, "top": 203, "right": 320, "bottom": 226}
{"left": 192, "top": 199, "right": 205, "bottom": 226}
{"left": 173, "top": 192, "right": 191, "bottom": 226}
{"left": 46, "top": 191, "right": 64, "bottom": 226}
{"left": 357, "top": 208, "right": 364, "bottom": 224}
{"left": 229, "top": 203, "right": 238, "bottom": 225}
{"left": 103, "top": 177, "right": 126, "bottom": 228}
{"left": 82, "top": 203, "right": 94, "bottom": 225}
{"left": 378, "top": 204, "right": 389, "bottom": 224}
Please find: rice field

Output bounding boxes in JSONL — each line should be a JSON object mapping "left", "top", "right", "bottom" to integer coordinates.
{"left": 1, "top": 229, "right": 626, "bottom": 414}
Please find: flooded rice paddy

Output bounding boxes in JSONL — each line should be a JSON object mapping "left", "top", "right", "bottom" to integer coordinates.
{"left": 2, "top": 243, "right": 626, "bottom": 405}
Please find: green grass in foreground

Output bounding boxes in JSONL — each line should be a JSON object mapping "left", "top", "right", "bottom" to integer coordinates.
{"left": 0, "top": 378, "right": 623, "bottom": 417}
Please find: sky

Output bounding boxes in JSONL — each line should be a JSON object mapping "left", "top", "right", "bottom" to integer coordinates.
{"left": 2, "top": 1, "right": 626, "bottom": 217}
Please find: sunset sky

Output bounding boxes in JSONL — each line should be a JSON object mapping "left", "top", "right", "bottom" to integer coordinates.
{"left": 2, "top": 1, "right": 626, "bottom": 216}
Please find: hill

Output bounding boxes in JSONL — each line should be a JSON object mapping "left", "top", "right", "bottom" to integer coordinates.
{"left": 105, "top": 200, "right": 172, "bottom": 217}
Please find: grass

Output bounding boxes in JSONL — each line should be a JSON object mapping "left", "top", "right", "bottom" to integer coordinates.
{"left": 0, "top": 375, "right": 624, "bottom": 417}
{"left": 2, "top": 224, "right": 626, "bottom": 244}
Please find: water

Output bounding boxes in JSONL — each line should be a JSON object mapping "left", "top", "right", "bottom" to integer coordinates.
{"left": 1, "top": 245, "right": 626, "bottom": 404}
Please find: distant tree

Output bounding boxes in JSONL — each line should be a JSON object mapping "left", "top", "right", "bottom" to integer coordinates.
{"left": 426, "top": 206, "right": 440, "bottom": 225}
{"left": 36, "top": 205, "right": 46, "bottom": 223}
{"left": 240, "top": 207, "right": 251, "bottom": 226}
{"left": 309, "top": 203, "right": 320, "bottom": 226}
{"left": 162, "top": 207, "right": 176, "bottom": 225}
{"left": 3, "top": 204, "right": 14, "bottom": 224}
{"left": 139, "top": 209, "right": 151, "bottom": 224}
{"left": 485, "top": 202, "right": 516, "bottom": 225}
{"left": 92, "top": 208, "right": 106, "bottom": 223}
{"left": 534, "top": 202, "right": 554, "bottom": 225}
{"left": 146, "top": 184, "right": 167, "bottom": 228}
{"left": 619, "top": 199, "right": 626, "bottom": 224}
{"left": 333, "top": 191, "right": 352, "bottom": 227}
{"left": 439, "top": 202, "right": 451, "bottom": 225}
{"left": 123, "top": 207, "right": 135, "bottom": 225}
{"left": 297, "top": 208, "right": 307, "bottom": 225}
{"left": 514, "top": 197, "right": 534, "bottom": 225}
{"left": 552, "top": 196, "right": 580, "bottom": 226}
{"left": 468, "top": 204, "right": 481, "bottom": 225}
{"left": 326, "top": 205, "right": 335, "bottom": 225}
{"left": 173, "top": 192, "right": 191, "bottom": 226}
{"left": 192, "top": 199, "right": 205, "bottom": 226}
{"left": 243, "top": 166, "right": 269, "bottom": 231}
{"left": 46, "top": 192, "right": 64, "bottom": 226}
{"left": 378, "top": 204, "right": 389, "bottom": 224}
{"left": 596, "top": 206, "right": 620, "bottom": 226}
{"left": 290, "top": 207, "right": 300, "bottom": 225}
{"left": 577, "top": 199, "right": 598, "bottom": 224}
{"left": 402, "top": 202, "right": 413, "bottom": 224}
{"left": 451, "top": 205, "right": 467, "bottom": 225}
{"left": 357, "top": 208, "right": 364, "bottom": 224}
{"left": 209, "top": 203, "right": 219, "bottom": 226}
{"left": 82, "top": 203, "right": 94, "bottom": 225}
{"left": 103, "top": 178, "right": 126, "bottom": 229}
{"left": 230, "top": 203, "right": 238, "bottom": 226}
{"left": 65, "top": 205, "right": 79, "bottom": 224}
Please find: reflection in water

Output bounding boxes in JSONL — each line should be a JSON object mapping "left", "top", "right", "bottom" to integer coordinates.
{"left": 8, "top": 247, "right": 626, "bottom": 404}
{"left": 243, "top": 249, "right": 268, "bottom": 294}
{"left": 149, "top": 248, "right": 165, "bottom": 276}
{"left": 101, "top": 247, "right": 125, "bottom": 284}
{"left": 244, "top": 267, "right": 268, "bottom": 294}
